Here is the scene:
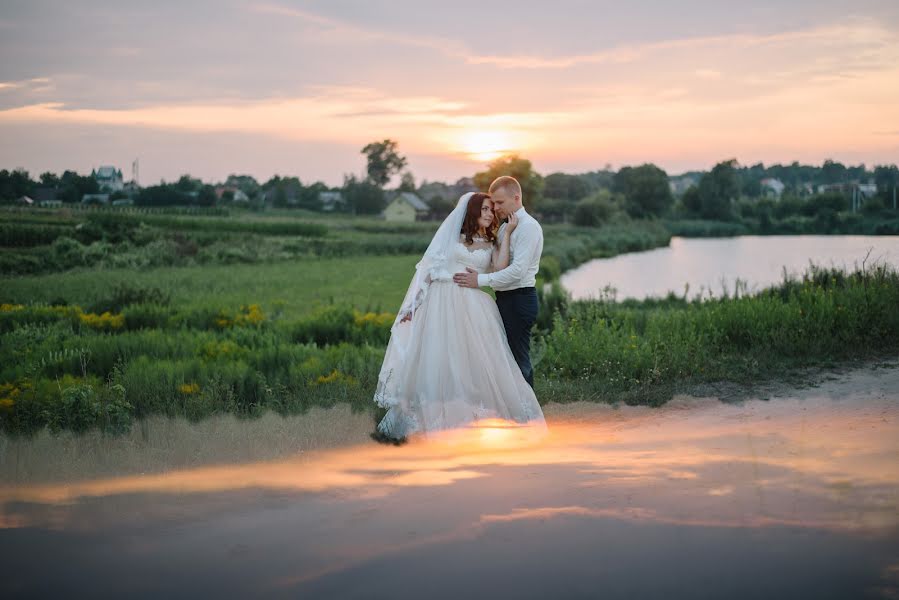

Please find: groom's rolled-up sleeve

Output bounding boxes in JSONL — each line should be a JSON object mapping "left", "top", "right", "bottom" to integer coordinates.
{"left": 477, "top": 223, "right": 540, "bottom": 288}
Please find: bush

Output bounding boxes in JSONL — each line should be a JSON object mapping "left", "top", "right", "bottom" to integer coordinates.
{"left": 573, "top": 195, "right": 615, "bottom": 227}
{"left": 122, "top": 303, "right": 172, "bottom": 330}
{"left": 50, "top": 236, "right": 86, "bottom": 269}
{"left": 289, "top": 306, "right": 393, "bottom": 346}
{"left": 538, "top": 256, "right": 561, "bottom": 282}
{"left": 90, "top": 283, "right": 172, "bottom": 314}
{"left": 0, "top": 223, "right": 71, "bottom": 247}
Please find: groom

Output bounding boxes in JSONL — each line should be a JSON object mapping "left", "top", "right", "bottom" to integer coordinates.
{"left": 454, "top": 176, "right": 544, "bottom": 388}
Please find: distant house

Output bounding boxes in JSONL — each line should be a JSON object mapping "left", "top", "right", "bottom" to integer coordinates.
{"left": 857, "top": 183, "right": 878, "bottom": 198}
{"left": 817, "top": 183, "right": 848, "bottom": 194}
{"left": 33, "top": 188, "right": 63, "bottom": 208}
{"left": 818, "top": 182, "right": 878, "bottom": 198}
{"left": 81, "top": 193, "right": 110, "bottom": 205}
{"left": 93, "top": 166, "right": 124, "bottom": 192}
{"left": 33, "top": 187, "right": 59, "bottom": 203}
{"left": 318, "top": 191, "right": 345, "bottom": 212}
{"left": 15, "top": 195, "right": 34, "bottom": 206}
{"left": 214, "top": 185, "right": 250, "bottom": 203}
{"left": 384, "top": 192, "right": 429, "bottom": 222}
{"left": 760, "top": 178, "right": 785, "bottom": 198}
{"left": 123, "top": 181, "right": 141, "bottom": 196}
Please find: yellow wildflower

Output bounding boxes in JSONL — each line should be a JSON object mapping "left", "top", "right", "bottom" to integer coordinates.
{"left": 178, "top": 383, "right": 200, "bottom": 395}
{"left": 311, "top": 369, "right": 358, "bottom": 387}
{"left": 353, "top": 311, "right": 394, "bottom": 328}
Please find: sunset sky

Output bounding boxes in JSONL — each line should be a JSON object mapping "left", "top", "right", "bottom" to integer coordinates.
{"left": 1, "top": 0, "right": 898, "bottom": 186}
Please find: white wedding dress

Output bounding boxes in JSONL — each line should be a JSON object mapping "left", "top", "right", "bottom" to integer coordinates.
{"left": 374, "top": 194, "right": 547, "bottom": 440}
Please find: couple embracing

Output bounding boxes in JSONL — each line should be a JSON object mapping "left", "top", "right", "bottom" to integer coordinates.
{"left": 373, "top": 176, "right": 548, "bottom": 441}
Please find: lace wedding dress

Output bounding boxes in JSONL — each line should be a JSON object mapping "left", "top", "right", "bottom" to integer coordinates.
{"left": 374, "top": 198, "right": 548, "bottom": 440}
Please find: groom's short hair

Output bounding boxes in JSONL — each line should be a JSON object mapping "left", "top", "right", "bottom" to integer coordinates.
{"left": 488, "top": 176, "right": 522, "bottom": 199}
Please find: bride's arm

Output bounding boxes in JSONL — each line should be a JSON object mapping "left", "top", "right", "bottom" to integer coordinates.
{"left": 491, "top": 214, "right": 517, "bottom": 271}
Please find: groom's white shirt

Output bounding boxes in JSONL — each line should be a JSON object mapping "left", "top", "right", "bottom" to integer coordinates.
{"left": 477, "top": 206, "right": 543, "bottom": 291}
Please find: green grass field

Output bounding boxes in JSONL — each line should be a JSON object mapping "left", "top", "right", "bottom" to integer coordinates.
{"left": 1, "top": 254, "right": 418, "bottom": 320}
{"left": 3, "top": 205, "right": 896, "bottom": 437}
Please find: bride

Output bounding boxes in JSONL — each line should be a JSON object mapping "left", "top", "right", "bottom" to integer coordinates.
{"left": 373, "top": 192, "right": 548, "bottom": 441}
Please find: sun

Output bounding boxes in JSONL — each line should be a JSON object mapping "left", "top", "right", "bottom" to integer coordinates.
{"left": 461, "top": 130, "right": 514, "bottom": 162}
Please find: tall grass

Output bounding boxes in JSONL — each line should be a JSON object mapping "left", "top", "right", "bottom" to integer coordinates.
{"left": 537, "top": 263, "right": 899, "bottom": 405}
{"left": 1, "top": 263, "right": 897, "bottom": 435}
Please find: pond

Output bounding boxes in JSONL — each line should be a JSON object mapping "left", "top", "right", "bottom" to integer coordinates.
{"left": 560, "top": 235, "right": 899, "bottom": 301}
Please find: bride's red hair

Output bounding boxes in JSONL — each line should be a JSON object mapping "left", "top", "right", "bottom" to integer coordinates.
{"left": 461, "top": 193, "right": 498, "bottom": 246}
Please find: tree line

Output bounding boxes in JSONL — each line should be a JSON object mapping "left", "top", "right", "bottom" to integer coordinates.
{"left": 2, "top": 144, "right": 897, "bottom": 224}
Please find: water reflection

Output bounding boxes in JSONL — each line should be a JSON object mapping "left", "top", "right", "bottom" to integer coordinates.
{"left": 561, "top": 235, "right": 899, "bottom": 301}
{"left": 1, "top": 370, "right": 898, "bottom": 598}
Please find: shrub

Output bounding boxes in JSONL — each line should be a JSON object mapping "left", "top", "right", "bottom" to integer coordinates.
{"left": 122, "top": 303, "right": 172, "bottom": 330}
{"left": 50, "top": 236, "right": 86, "bottom": 269}
{"left": 573, "top": 195, "right": 615, "bottom": 227}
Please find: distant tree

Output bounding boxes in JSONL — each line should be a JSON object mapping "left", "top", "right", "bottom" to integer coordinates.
{"left": 0, "top": 168, "right": 36, "bottom": 201}
{"left": 362, "top": 139, "right": 407, "bottom": 187}
{"left": 262, "top": 175, "right": 282, "bottom": 191}
{"left": 862, "top": 196, "right": 886, "bottom": 215}
{"left": 579, "top": 168, "right": 616, "bottom": 191}
{"left": 225, "top": 174, "right": 260, "bottom": 197}
{"left": 137, "top": 183, "right": 190, "bottom": 206}
{"left": 806, "top": 192, "right": 849, "bottom": 215}
{"left": 693, "top": 159, "right": 740, "bottom": 220}
{"left": 682, "top": 185, "right": 701, "bottom": 215}
{"left": 537, "top": 198, "right": 571, "bottom": 223}
{"left": 572, "top": 191, "right": 616, "bottom": 227}
{"left": 175, "top": 174, "right": 202, "bottom": 193}
{"left": 742, "top": 178, "right": 762, "bottom": 198}
{"left": 300, "top": 181, "right": 328, "bottom": 211}
{"left": 39, "top": 171, "right": 60, "bottom": 187}
{"left": 419, "top": 180, "right": 452, "bottom": 204}
{"left": 398, "top": 171, "right": 416, "bottom": 192}
{"left": 263, "top": 176, "right": 303, "bottom": 207}
{"left": 197, "top": 185, "right": 217, "bottom": 207}
{"left": 874, "top": 165, "right": 899, "bottom": 194}
{"left": 58, "top": 170, "right": 99, "bottom": 203}
{"left": 613, "top": 163, "right": 672, "bottom": 218}
{"left": 473, "top": 154, "right": 544, "bottom": 210}
{"left": 343, "top": 175, "right": 385, "bottom": 214}
{"left": 544, "top": 172, "right": 590, "bottom": 202}
{"left": 821, "top": 159, "right": 848, "bottom": 184}
{"left": 426, "top": 194, "right": 455, "bottom": 216}
{"left": 846, "top": 164, "right": 866, "bottom": 182}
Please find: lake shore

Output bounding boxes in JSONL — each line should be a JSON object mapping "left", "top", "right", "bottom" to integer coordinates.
{"left": 3, "top": 358, "right": 897, "bottom": 485}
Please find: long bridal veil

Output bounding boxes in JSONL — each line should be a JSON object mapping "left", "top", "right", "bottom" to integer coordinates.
{"left": 374, "top": 192, "right": 474, "bottom": 411}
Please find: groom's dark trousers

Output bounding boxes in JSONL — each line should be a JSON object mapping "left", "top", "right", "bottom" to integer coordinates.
{"left": 495, "top": 286, "right": 539, "bottom": 388}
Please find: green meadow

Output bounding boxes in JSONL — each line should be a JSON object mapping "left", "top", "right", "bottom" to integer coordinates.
{"left": 1, "top": 206, "right": 897, "bottom": 436}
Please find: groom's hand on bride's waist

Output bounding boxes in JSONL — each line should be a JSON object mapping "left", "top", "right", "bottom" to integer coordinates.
{"left": 453, "top": 267, "right": 479, "bottom": 288}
